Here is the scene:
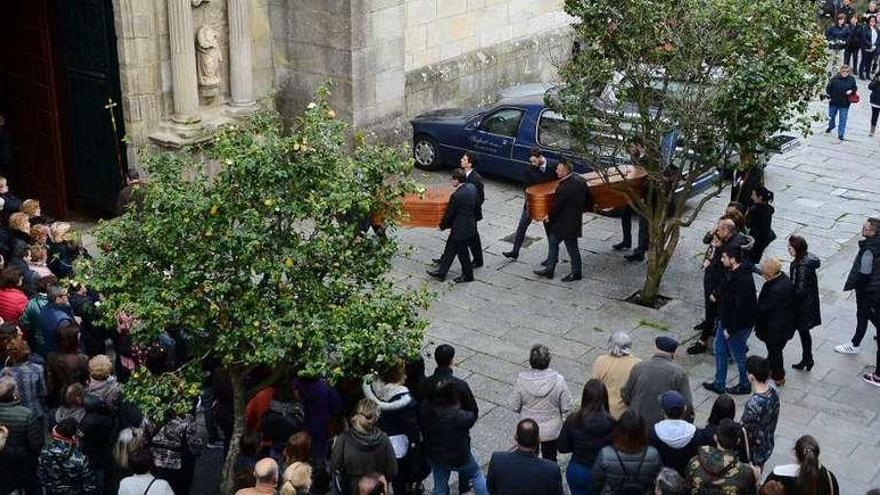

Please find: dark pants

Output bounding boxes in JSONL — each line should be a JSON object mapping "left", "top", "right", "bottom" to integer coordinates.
{"left": 620, "top": 206, "right": 648, "bottom": 254}
{"left": 795, "top": 326, "right": 814, "bottom": 364}
{"left": 846, "top": 47, "right": 860, "bottom": 71}
{"left": 540, "top": 440, "right": 558, "bottom": 463}
{"left": 861, "top": 49, "right": 876, "bottom": 78}
{"left": 766, "top": 340, "right": 786, "bottom": 381}
{"left": 510, "top": 202, "right": 549, "bottom": 256}
{"left": 852, "top": 290, "right": 880, "bottom": 346}
{"left": 546, "top": 234, "right": 581, "bottom": 276}
{"left": 438, "top": 237, "right": 474, "bottom": 279}
{"left": 873, "top": 107, "right": 880, "bottom": 128}
{"left": 468, "top": 230, "right": 483, "bottom": 266}
{"left": 700, "top": 275, "right": 719, "bottom": 341}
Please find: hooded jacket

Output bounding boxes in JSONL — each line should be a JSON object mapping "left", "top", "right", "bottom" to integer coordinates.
{"left": 330, "top": 426, "right": 397, "bottom": 495}
{"left": 686, "top": 445, "right": 756, "bottom": 494}
{"left": 790, "top": 253, "right": 822, "bottom": 332}
{"left": 510, "top": 368, "right": 572, "bottom": 441}
{"left": 648, "top": 419, "right": 700, "bottom": 475}
{"left": 87, "top": 376, "right": 121, "bottom": 411}
{"left": 362, "top": 376, "right": 420, "bottom": 442}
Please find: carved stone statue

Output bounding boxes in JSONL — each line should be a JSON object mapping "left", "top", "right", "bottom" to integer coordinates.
{"left": 196, "top": 25, "right": 222, "bottom": 95}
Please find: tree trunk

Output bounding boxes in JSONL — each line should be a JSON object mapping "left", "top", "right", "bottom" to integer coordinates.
{"left": 639, "top": 220, "right": 681, "bottom": 305}
{"left": 221, "top": 367, "right": 247, "bottom": 495}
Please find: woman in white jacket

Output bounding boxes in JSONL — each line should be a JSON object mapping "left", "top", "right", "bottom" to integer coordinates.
{"left": 510, "top": 344, "right": 572, "bottom": 463}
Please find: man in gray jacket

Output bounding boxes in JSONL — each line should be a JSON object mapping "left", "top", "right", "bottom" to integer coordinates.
{"left": 621, "top": 337, "right": 692, "bottom": 429}
{"left": 510, "top": 344, "right": 572, "bottom": 463}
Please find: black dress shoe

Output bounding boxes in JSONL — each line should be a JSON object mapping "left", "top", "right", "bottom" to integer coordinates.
{"left": 791, "top": 360, "right": 814, "bottom": 371}
{"left": 502, "top": 251, "right": 518, "bottom": 259}
{"left": 624, "top": 253, "right": 645, "bottom": 262}
{"left": 686, "top": 341, "right": 708, "bottom": 355}
{"left": 426, "top": 269, "right": 445, "bottom": 281}
{"left": 540, "top": 259, "right": 549, "bottom": 266}
{"left": 693, "top": 322, "right": 708, "bottom": 331}
{"left": 453, "top": 275, "right": 474, "bottom": 283}
{"left": 533, "top": 268, "right": 554, "bottom": 279}
{"left": 612, "top": 241, "right": 631, "bottom": 251}
{"left": 726, "top": 384, "right": 751, "bottom": 395}
{"left": 431, "top": 258, "right": 442, "bottom": 265}
{"left": 472, "top": 261, "right": 484, "bottom": 268}
{"left": 562, "top": 273, "right": 582, "bottom": 282}
{"left": 702, "top": 382, "right": 725, "bottom": 394}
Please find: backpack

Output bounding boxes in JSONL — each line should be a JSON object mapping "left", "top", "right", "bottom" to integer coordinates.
{"left": 614, "top": 449, "right": 647, "bottom": 495}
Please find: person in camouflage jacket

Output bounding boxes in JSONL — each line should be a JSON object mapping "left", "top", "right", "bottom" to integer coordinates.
{"left": 37, "top": 418, "right": 98, "bottom": 495}
{"left": 686, "top": 419, "right": 758, "bottom": 495}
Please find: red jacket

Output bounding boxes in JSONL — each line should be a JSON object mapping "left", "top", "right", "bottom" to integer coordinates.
{"left": 0, "top": 287, "right": 28, "bottom": 323}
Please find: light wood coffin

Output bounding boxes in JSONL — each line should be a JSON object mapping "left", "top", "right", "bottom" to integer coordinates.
{"left": 526, "top": 165, "right": 648, "bottom": 221}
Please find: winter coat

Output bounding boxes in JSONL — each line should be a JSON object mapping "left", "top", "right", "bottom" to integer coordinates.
{"left": 37, "top": 302, "right": 76, "bottom": 356}
{"left": 557, "top": 412, "right": 615, "bottom": 467}
{"left": 420, "top": 366, "right": 478, "bottom": 416}
{"left": 486, "top": 450, "right": 564, "bottom": 495}
{"left": 330, "top": 427, "right": 398, "bottom": 495}
{"left": 294, "top": 377, "right": 343, "bottom": 461}
{"left": 765, "top": 464, "right": 840, "bottom": 495}
{"left": 86, "top": 376, "right": 122, "bottom": 411}
{"left": 686, "top": 446, "right": 756, "bottom": 494}
{"left": 870, "top": 78, "right": 880, "bottom": 107}
{"left": 510, "top": 368, "right": 573, "bottom": 441}
{"left": 1, "top": 360, "right": 47, "bottom": 418}
{"left": 150, "top": 415, "right": 203, "bottom": 471}
{"left": 0, "top": 287, "right": 27, "bottom": 323}
{"left": 362, "top": 376, "right": 426, "bottom": 484}
{"left": 592, "top": 353, "right": 641, "bottom": 419}
{"left": 621, "top": 355, "right": 692, "bottom": 429}
{"left": 847, "top": 23, "right": 864, "bottom": 50}
{"left": 648, "top": 419, "right": 700, "bottom": 476}
{"left": 740, "top": 388, "right": 780, "bottom": 467}
{"left": 260, "top": 398, "right": 306, "bottom": 448}
{"left": 419, "top": 402, "right": 477, "bottom": 467}
{"left": 46, "top": 352, "right": 89, "bottom": 408}
{"left": 790, "top": 253, "right": 822, "bottom": 331}
{"left": 826, "top": 23, "right": 850, "bottom": 49}
{"left": 844, "top": 235, "right": 880, "bottom": 295}
{"left": 861, "top": 26, "right": 880, "bottom": 51}
{"left": 0, "top": 400, "right": 44, "bottom": 493}
{"left": 718, "top": 265, "right": 758, "bottom": 332}
{"left": 695, "top": 422, "right": 750, "bottom": 464}
{"left": 705, "top": 232, "right": 754, "bottom": 292}
{"left": 19, "top": 293, "right": 48, "bottom": 348}
{"left": 756, "top": 274, "right": 796, "bottom": 345}
{"left": 440, "top": 183, "right": 478, "bottom": 241}
{"left": 547, "top": 173, "right": 592, "bottom": 240}
{"left": 593, "top": 445, "right": 662, "bottom": 495}
{"left": 746, "top": 203, "right": 775, "bottom": 260}
{"left": 37, "top": 438, "right": 99, "bottom": 494}
{"left": 825, "top": 74, "right": 858, "bottom": 108}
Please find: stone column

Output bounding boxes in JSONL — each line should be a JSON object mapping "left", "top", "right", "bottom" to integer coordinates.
{"left": 167, "top": 0, "right": 201, "bottom": 123}
{"left": 228, "top": 0, "right": 255, "bottom": 107}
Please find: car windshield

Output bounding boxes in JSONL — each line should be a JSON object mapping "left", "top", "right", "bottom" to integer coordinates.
{"left": 537, "top": 110, "right": 575, "bottom": 150}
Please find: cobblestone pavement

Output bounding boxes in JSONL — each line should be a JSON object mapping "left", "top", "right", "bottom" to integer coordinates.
{"left": 389, "top": 91, "right": 880, "bottom": 493}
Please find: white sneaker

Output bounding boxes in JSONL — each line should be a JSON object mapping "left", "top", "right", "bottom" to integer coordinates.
{"left": 834, "top": 343, "right": 860, "bottom": 354}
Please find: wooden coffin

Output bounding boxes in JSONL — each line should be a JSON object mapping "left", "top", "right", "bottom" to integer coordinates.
{"left": 526, "top": 165, "right": 648, "bottom": 221}
{"left": 400, "top": 186, "right": 452, "bottom": 228}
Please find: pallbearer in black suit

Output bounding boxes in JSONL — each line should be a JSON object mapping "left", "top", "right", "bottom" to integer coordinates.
{"left": 460, "top": 152, "right": 484, "bottom": 267}
{"left": 503, "top": 147, "right": 557, "bottom": 260}
{"left": 534, "top": 161, "right": 592, "bottom": 282}
{"left": 427, "top": 168, "right": 477, "bottom": 283}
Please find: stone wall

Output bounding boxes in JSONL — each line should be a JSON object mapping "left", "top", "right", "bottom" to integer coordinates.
{"left": 405, "top": 29, "right": 572, "bottom": 120}
{"left": 404, "top": 0, "right": 572, "bottom": 71}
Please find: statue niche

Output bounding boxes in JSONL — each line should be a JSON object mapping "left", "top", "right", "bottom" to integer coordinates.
{"left": 196, "top": 25, "right": 222, "bottom": 98}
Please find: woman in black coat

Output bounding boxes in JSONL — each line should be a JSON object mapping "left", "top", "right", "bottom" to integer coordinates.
{"left": 870, "top": 72, "right": 880, "bottom": 135}
{"left": 756, "top": 258, "right": 795, "bottom": 385}
{"left": 788, "top": 235, "right": 822, "bottom": 371}
{"left": 747, "top": 187, "right": 776, "bottom": 264}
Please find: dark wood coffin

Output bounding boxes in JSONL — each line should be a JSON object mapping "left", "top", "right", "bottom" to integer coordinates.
{"left": 400, "top": 186, "right": 452, "bottom": 228}
{"left": 526, "top": 165, "right": 648, "bottom": 221}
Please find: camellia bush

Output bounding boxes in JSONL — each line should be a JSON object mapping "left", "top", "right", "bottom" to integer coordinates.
{"left": 79, "top": 86, "right": 430, "bottom": 492}
{"left": 555, "top": 0, "right": 825, "bottom": 304}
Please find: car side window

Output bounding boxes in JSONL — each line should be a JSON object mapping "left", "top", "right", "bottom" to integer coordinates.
{"left": 479, "top": 108, "right": 525, "bottom": 137}
{"left": 537, "top": 111, "right": 574, "bottom": 150}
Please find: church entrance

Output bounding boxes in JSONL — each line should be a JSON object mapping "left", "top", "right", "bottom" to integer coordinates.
{"left": 0, "top": 0, "right": 127, "bottom": 218}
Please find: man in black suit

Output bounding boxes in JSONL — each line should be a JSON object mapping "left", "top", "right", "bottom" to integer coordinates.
{"left": 427, "top": 168, "right": 477, "bottom": 283}
{"left": 534, "top": 161, "right": 591, "bottom": 282}
{"left": 486, "top": 419, "right": 564, "bottom": 495}
{"left": 503, "top": 147, "right": 557, "bottom": 260}
{"left": 434, "top": 153, "right": 484, "bottom": 268}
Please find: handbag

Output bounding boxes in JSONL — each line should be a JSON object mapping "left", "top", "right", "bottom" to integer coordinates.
{"left": 848, "top": 92, "right": 860, "bottom": 103}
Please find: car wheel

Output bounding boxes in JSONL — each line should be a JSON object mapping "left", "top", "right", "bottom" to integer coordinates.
{"left": 413, "top": 135, "right": 442, "bottom": 171}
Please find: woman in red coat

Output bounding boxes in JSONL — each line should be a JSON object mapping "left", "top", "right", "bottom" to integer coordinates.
{"left": 0, "top": 266, "right": 28, "bottom": 323}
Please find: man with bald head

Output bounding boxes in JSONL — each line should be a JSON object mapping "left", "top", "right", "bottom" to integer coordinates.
{"left": 235, "top": 458, "right": 279, "bottom": 494}
{"left": 688, "top": 217, "right": 754, "bottom": 355}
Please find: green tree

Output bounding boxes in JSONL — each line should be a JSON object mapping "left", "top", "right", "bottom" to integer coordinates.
{"left": 554, "top": 0, "right": 825, "bottom": 304}
{"left": 79, "top": 87, "right": 430, "bottom": 492}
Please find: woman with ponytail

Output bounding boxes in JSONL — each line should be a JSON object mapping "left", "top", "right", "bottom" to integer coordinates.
{"left": 765, "top": 435, "right": 839, "bottom": 495}
{"left": 747, "top": 186, "right": 776, "bottom": 264}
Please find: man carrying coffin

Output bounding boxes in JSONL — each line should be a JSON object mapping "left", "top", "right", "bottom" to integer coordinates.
{"left": 427, "top": 168, "right": 478, "bottom": 283}
{"left": 534, "top": 161, "right": 592, "bottom": 282}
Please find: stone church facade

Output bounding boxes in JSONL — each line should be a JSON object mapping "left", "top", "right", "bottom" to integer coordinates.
{"left": 121, "top": 0, "right": 573, "bottom": 152}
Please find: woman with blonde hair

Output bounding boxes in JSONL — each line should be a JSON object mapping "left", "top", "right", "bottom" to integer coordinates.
{"left": 7, "top": 212, "right": 32, "bottom": 247}
{"left": 47, "top": 221, "right": 86, "bottom": 279}
{"left": 281, "top": 462, "right": 313, "bottom": 495}
{"left": 330, "top": 399, "right": 397, "bottom": 495}
{"left": 755, "top": 257, "right": 795, "bottom": 386}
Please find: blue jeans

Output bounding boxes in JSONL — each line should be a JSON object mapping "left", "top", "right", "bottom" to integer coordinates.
{"left": 566, "top": 461, "right": 595, "bottom": 495}
{"left": 546, "top": 233, "right": 582, "bottom": 276}
{"left": 429, "top": 453, "right": 488, "bottom": 495}
{"left": 828, "top": 105, "right": 849, "bottom": 139}
{"left": 714, "top": 322, "right": 751, "bottom": 388}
